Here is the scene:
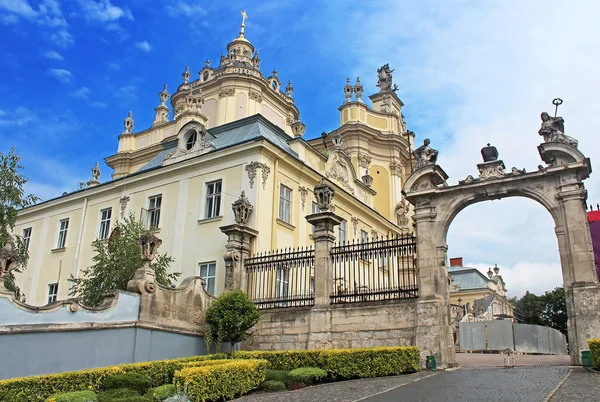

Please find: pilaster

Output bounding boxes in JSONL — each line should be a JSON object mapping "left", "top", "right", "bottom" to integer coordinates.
{"left": 219, "top": 224, "right": 258, "bottom": 292}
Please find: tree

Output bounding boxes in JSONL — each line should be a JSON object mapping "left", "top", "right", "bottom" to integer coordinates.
{"left": 515, "top": 291, "right": 544, "bottom": 326}
{"left": 204, "top": 289, "right": 260, "bottom": 352}
{"left": 69, "top": 214, "right": 180, "bottom": 307}
{"left": 0, "top": 147, "right": 39, "bottom": 301}
{"left": 515, "top": 288, "right": 567, "bottom": 334}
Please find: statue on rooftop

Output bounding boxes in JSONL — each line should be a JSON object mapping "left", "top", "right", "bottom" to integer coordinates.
{"left": 124, "top": 111, "right": 134, "bottom": 133}
{"left": 538, "top": 111, "right": 578, "bottom": 148}
{"left": 376, "top": 64, "right": 398, "bottom": 93}
{"left": 412, "top": 138, "right": 439, "bottom": 171}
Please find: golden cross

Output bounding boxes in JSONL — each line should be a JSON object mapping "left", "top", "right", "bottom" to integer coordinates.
{"left": 241, "top": 10, "right": 248, "bottom": 25}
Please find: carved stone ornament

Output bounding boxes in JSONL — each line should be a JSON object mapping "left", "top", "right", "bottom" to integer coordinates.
{"left": 412, "top": 138, "right": 438, "bottom": 172}
{"left": 361, "top": 170, "right": 373, "bottom": 187}
{"left": 249, "top": 89, "right": 262, "bottom": 103}
{"left": 478, "top": 160, "right": 506, "bottom": 180}
{"left": 119, "top": 195, "right": 130, "bottom": 217}
{"left": 314, "top": 179, "right": 335, "bottom": 211}
{"left": 87, "top": 161, "right": 101, "bottom": 187}
{"left": 252, "top": 52, "right": 261, "bottom": 69}
{"left": 458, "top": 175, "right": 475, "bottom": 185}
{"left": 389, "top": 160, "right": 402, "bottom": 176}
{"left": 298, "top": 186, "right": 308, "bottom": 210}
{"left": 182, "top": 66, "right": 191, "bottom": 84}
{"left": 325, "top": 153, "right": 354, "bottom": 195}
{"left": 219, "top": 88, "right": 235, "bottom": 98}
{"left": 232, "top": 191, "right": 253, "bottom": 225}
{"left": 291, "top": 119, "right": 306, "bottom": 137}
{"left": 138, "top": 233, "right": 162, "bottom": 262}
{"left": 351, "top": 217, "right": 359, "bottom": 237}
{"left": 381, "top": 94, "right": 392, "bottom": 113}
{"left": 0, "top": 241, "right": 18, "bottom": 280}
{"left": 357, "top": 153, "right": 371, "bottom": 169}
{"left": 395, "top": 200, "right": 410, "bottom": 227}
{"left": 376, "top": 63, "right": 398, "bottom": 93}
{"left": 354, "top": 77, "right": 363, "bottom": 101}
{"left": 285, "top": 81, "right": 294, "bottom": 97}
{"left": 245, "top": 161, "right": 270, "bottom": 190}
{"left": 124, "top": 111, "right": 134, "bottom": 134}
{"left": 186, "top": 88, "right": 204, "bottom": 111}
{"left": 344, "top": 77, "right": 353, "bottom": 102}
{"left": 158, "top": 84, "right": 170, "bottom": 105}
{"left": 286, "top": 116, "right": 294, "bottom": 126}
{"left": 371, "top": 229, "right": 378, "bottom": 239}
{"left": 511, "top": 167, "right": 526, "bottom": 175}
{"left": 539, "top": 111, "right": 578, "bottom": 148}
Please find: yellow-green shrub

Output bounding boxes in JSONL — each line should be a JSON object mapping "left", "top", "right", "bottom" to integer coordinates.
{"left": 232, "top": 346, "right": 420, "bottom": 378}
{"left": 174, "top": 359, "right": 267, "bottom": 402}
{"left": 0, "top": 354, "right": 226, "bottom": 402}
{"left": 589, "top": 338, "right": 600, "bottom": 368}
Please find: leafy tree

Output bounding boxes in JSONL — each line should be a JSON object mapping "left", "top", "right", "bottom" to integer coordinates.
{"left": 69, "top": 214, "right": 180, "bottom": 307}
{"left": 515, "top": 291, "right": 544, "bottom": 326}
{"left": 515, "top": 287, "right": 567, "bottom": 334}
{"left": 0, "top": 147, "right": 39, "bottom": 301}
{"left": 205, "top": 289, "right": 260, "bottom": 352}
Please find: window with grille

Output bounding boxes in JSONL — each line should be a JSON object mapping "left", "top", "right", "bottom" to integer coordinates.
{"left": 279, "top": 185, "right": 292, "bottom": 223}
{"left": 99, "top": 208, "right": 112, "bottom": 240}
{"left": 57, "top": 219, "right": 69, "bottom": 249}
{"left": 23, "top": 227, "right": 32, "bottom": 250}
{"left": 360, "top": 229, "right": 369, "bottom": 243}
{"left": 48, "top": 283, "right": 58, "bottom": 304}
{"left": 199, "top": 262, "right": 216, "bottom": 295}
{"left": 276, "top": 267, "right": 290, "bottom": 299}
{"left": 205, "top": 180, "right": 222, "bottom": 218}
{"left": 338, "top": 220, "right": 347, "bottom": 243}
{"left": 148, "top": 195, "right": 162, "bottom": 229}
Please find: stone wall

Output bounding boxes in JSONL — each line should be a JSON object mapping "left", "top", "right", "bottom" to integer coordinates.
{"left": 242, "top": 299, "right": 417, "bottom": 351}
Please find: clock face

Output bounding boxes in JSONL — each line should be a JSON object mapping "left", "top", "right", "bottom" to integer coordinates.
{"left": 272, "top": 80, "right": 277, "bottom": 90}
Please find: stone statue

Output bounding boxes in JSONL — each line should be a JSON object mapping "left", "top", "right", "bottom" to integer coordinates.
{"left": 412, "top": 138, "right": 439, "bottom": 170}
{"left": 124, "top": 111, "right": 134, "bottom": 133}
{"left": 158, "top": 84, "right": 169, "bottom": 105}
{"left": 538, "top": 111, "right": 578, "bottom": 148}
{"left": 220, "top": 54, "right": 226, "bottom": 65}
{"left": 285, "top": 81, "right": 294, "bottom": 97}
{"left": 381, "top": 94, "right": 392, "bottom": 113}
{"left": 376, "top": 63, "right": 398, "bottom": 93}
{"left": 91, "top": 162, "right": 100, "bottom": 180}
{"left": 182, "top": 66, "right": 191, "bottom": 84}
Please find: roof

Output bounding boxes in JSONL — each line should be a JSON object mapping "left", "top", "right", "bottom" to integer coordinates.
{"left": 449, "top": 265, "right": 491, "bottom": 291}
{"left": 137, "top": 114, "right": 297, "bottom": 173}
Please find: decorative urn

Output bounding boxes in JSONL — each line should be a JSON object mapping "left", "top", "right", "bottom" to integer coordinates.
{"left": 232, "top": 191, "right": 253, "bottom": 225}
{"left": 481, "top": 143, "right": 499, "bottom": 162}
{"left": 138, "top": 233, "right": 162, "bottom": 262}
{"left": 314, "top": 179, "right": 335, "bottom": 211}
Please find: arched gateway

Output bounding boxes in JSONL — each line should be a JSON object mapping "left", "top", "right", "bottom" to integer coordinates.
{"left": 403, "top": 120, "right": 600, "bottom": 367}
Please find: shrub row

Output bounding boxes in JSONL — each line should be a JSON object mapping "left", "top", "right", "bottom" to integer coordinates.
{"left": 0, "top": 354, "right": 226, "bottom": 402}
{"left": 173, "top": 359, "right": 268, "bottom": 402}
{"left": 589, "top": 338, "right": 600, "bottom": 368}
{"left": 232, "top": 346, "right": 420, "bottom": 378}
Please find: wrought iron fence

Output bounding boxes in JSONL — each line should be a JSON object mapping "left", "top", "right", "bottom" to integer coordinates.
{"left": 330, "top": 233, "right": 418, "bottom": 303}
{"left": 245, "top": 246, "right": 315, "bottom": 309}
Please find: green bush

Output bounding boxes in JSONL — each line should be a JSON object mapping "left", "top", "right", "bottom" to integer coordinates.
{"left": 589, "top": 338, "right": 600, "bottom": 368}
{"left": 149, "top": 384, "right": 176, "bottom": 401}
{"left": 100, "top": 373, "right": 151, "bottom": 394}
{"left": 264, "top": 369, "right": 291, "bottom": 384}
{"left": 260, "top": 380, "right": 286, "bottom": 392}
{"left": 289, "top": 367, "right": 328, "bottom": 385}
{"left": 45, "top": 390, "right": 97, "bottom": 402}
{"left": 173, "top": 359, "right": 268, "bottom": 402}
{"left": 0, "top": 354, "right": 226, "bottom": 402}
{"left": 97, "top": 388, "right": 140, "bottom": 401}
{"left": 105, "top": 397, "right": 154, "bottom": 402}
{"left": 232, "top": 346, "right": 420, "bottom": 378}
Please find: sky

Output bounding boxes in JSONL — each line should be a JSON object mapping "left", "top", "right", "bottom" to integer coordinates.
{"left": 2, "top": 0, "right": 599, "bottom": 298}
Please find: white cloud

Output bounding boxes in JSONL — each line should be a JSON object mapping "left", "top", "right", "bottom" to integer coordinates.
{"left": 107, "top": 62, "right": 120, "bottom": 70}
{"left": 0, "top": 109, "right": 6, "bottom": 116}
{"left": 134, "top": 41, "right": 151, "bottom": 52}
{"left": 90, "top": 101, "right": 106, "bottom": 108}
{"left": 43, "top": 50, "right": 63, "bottom": 60}
{"left": 47, "top": 68, "right": 72, "bottom": 83}
{"left": 50, "top": 29, "right": 74, "bottom": 47}
{"left": 77, "top": 0, "right": 133, "bottom": 23}
{"left": 0, "top": 107, "right": 35, "bottom": 127}
{"left": 165, "top": 1, "right": 206, "bottom": 17}
{"left": 37, "top": 0, "right": 66, "bottom": 28}
{"left": 70, "top": 87, "right": 90, "bottom": 99}
{"left": 0, "top": 0, "right": 37, "bottom": 19}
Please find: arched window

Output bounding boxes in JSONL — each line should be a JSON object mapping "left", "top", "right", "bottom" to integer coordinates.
{"left": 186, "top": 130, "right": 197, "bottom": 150}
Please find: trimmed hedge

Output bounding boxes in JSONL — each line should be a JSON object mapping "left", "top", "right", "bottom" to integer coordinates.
{"left": 589, "top": 338, "right": 600, "bottom": 368}
{"left": 232, "top": 346, "right": 420, "bottom": 378}
{"left": 289, "top": 367, "right": 328, "bottom": 385}
{"left": 174, "top": 359, "right": 268, "bottom": 402}
{"left": 260, "top": 380, "right": 286, "bottom": 392}
{"left": 149, "top": 384, "right": 176, "bottom": 401}
{"left": 100, "top": 373, "right": 151, "bottom": 394}
{"left": 97, "top": 388, "right": 140, "bottom": 401}
{"left": 0, "top": 354, "right": 226, "bottom": 402}
{"left": 45, "top": 390, "right": 97, "bottom": 402}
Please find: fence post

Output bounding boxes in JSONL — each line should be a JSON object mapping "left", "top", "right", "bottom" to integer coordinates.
{"left": 219, "top": 192, "right": 258, "bottom": 292}
{"left": 306, "top": 180, "right": 342, "bottom": 306}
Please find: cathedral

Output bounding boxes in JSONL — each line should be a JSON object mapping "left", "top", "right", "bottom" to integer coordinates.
{"left": 13, "top": 16, "right": 413, "bottom": 306}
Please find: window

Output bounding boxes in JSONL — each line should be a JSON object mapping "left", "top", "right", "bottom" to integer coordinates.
{"left": 148, "top": 195, "right": 162, "bottom": 229}
{"left": 205, "top": 180, "right": 222, "bottom": 218}
{"left": 199, "top": 262, "right": 216, "bottom": 295}
{"left": 278, "top": 185, "right": 292, "bottom": 223}
{"left": 186, "top": 130, "right": 197, "bottom": 150}
{"left": 276, "top": 267, "right": 290, "bottom": 299}
{"left": 360, "top": 229, "right": 369, "bottom": 244}
{"left": 57, "top": 218, "right": 69, "bottom": 249}
{"left": 311, "top": 202, "right": 319, "bottom": 234}
{"left": 48, "top": 283, "right": 58, "bottom": 304}
{"left": 338, "top": 220, "right": 347, "bottom": 243}
{"left": 22, "top": 228, "right": 32, "bottom": 250}
{"left": 99, "top": 208, "right": 112, "bottom": 240}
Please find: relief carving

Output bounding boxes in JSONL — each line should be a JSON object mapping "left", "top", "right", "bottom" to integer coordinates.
{"left": 219, "top": 88, "right": 235, "bottom": 98}
{"left": 119, "top": 196, "right": 130, "bottom": 217}
{"left": 325, "top": 153, "right": 355, "bottom": 195}
{"left": 357, "top": 153, "right": 371, "bottom": 169}
{"left": 298, "top": 186, "right": 308, "bottom": 210}
{"left": 245, "top": 161, "right": 270, "bottom": 190}
{"left": 395, "top": 199, "right": 410, "bottom": 227}
{"left": 389, "top": 160, "right": 402, "bottom": 176}
{"left": 351, "top": 217, "right": 359, "bottom": 237}
{"left": 249, "top": 89, "right": 262, "bottom": 103}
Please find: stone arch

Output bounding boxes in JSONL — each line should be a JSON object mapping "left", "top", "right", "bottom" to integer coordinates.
{"left": 403, "top": 141, "right": 599, "bottom": 368}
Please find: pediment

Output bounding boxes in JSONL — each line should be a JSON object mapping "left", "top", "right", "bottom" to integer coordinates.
{"left": 163, "top": 120, "right": 215, "bottom": 166}
{"left": 324, "top": 149, "right": 358, "bottom": 195}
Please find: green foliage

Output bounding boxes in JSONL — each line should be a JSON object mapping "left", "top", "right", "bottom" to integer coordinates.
{"left": 68, "top": 213, "right": 180, "bottom": 307}
{"left": 264, "top": 369, "right": 291, "bottom": 384}
{"left": 0, "top": 147, "right": 40, "bottom": 301}
{"left": 205, "top": 289, "right": 260, "bottom": 350}
{"left": 45, "top": 390, "right": 97, "bottom": 402}
{"left": 148, "top": 384, "right": 176, "bottom": 401}
{"left": 103, "top": 397, "right": 154, "bottom": 402}
{"left": 589, "top": 338, "right": 600, "bottom": 368}
{"left": 232, "top": 346, "right": 420, "bottom": 378}
{"left": 97, "top": 388, "right": 140, "bottom": 401}
{"left": 0, "top": 354, "right": 226, "bottom": 401}
{"left": 515, "top": 287, "right": 567, "bottom": 333}
{"left": 100, "top": 373, "right": 152, "bottom": 394}
{"left": 288, "top": 367, "right": 328, "bottom": 385}
{"left": 260, "top": 380, "right": 286, "bottom": 392}
{"left": 164, "top": 393, "right": 191, "bottom": 402}
{"left": 173, "top": 359, "right": 267, "bottom": 402}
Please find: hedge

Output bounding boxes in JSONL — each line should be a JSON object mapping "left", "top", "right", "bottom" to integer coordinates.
{"left": 173, "top": 359, "right": 267, "bottom": 402}
{"left": 0, "top": 354, "right": 226, "bottom": 402}
{"left": 589, "top": 338, "right": 600, "bottom": 368}
{"left": 232, "top": 346, "right": 420, "bottom": 378}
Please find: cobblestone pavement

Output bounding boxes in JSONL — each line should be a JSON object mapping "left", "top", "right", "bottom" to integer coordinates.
{"left": 456, "top": 352, "right": 571, "bottom": 367}
{"left": 550, "top": 368, "right": 600, "bottom": 401}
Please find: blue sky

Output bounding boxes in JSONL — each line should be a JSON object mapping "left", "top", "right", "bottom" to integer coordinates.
{"left": 2, "top": 1, "right": 600, "bottom": 297}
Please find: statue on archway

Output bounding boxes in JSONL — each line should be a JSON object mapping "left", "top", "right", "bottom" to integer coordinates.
{"left": 539, "top": 112, "right": 578, "bottom": 148}
{"left": 412, "top": 138, "right": 439, "bottom": 171}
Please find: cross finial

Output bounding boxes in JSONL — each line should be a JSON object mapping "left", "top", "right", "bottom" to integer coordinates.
{"left": 240, "top": 10, "right": 248, "bottom": 37}
{"left": 552, "top": 98, "right": 563, "bottom": 117}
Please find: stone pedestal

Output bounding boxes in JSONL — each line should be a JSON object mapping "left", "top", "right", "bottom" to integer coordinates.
{"left": 219, "top": 224, "right": 258, "bottom": 292}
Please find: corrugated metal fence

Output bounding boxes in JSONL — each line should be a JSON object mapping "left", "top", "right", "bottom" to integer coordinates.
{"left": 459, "top": 321, "right": 568, "bottom": 355}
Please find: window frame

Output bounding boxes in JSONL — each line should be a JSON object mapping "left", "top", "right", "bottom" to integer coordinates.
{"left": 47, "top": 283, "right": 58, "bottom": 304}
{"left": 310, "top": 202, "right": 319, "bottom": 234}
{"left": 205, "top": 180, "right": 222, "bottom": 219}
{"left": 22, "top": 227, "right": 32, "bottom": 250}
{"left": 338, "top": 220, "right": 347, "bottom": 244}
{"left": 199, "top": 262, "right": 217, "bottom": 295}
{"left": 56, "top": 218, "right": 69, "bottom": 249}
{"left": 147, "top": 195, "right": 162, "bottom": 229}
{"left": 278, "top": 184, "right": 292, "bottom": 224}
{"left": 98, "top": 207, "right": 112, "bottom": 240}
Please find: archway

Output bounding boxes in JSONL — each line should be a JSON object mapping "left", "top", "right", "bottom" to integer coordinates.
{"left": 403, "top": 140, "right": 600, "bottom": 367}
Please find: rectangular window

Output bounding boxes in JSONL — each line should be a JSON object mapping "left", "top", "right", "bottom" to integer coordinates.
{"left": 276, "top": 267, "right": 290, "bottom": 299}
{"left": 199, "top": 262, "right": 216, "bottom": 295}
{"left": 338, "top": 220, "right": 347, "bottom": 243}
{"left": 148, "top": 195, "right": 162, "bottom": 229}
{"left": 360, "top": 229, "right": 369, "bottom": 243}
{"left": 205, "top": 180, "right": 222, "bottom": 218}
{"left": 48, "top": 283, "right": 58, "bottom": 304}
{"left": 99, "top": 208, "right": 112, "bottom": 240}
{"left": 57, "top": 218, "right": 69, "bottom": 249}
{"left": 278, "top": 185, "right": 292, "bottom": 223}
{"left": 22, "top": 227, "right": 32, "bottom": 250}
{"left": 311, "top": 202, "right": 319, "bottom": 234}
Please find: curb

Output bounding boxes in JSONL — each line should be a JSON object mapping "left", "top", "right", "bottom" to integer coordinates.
{"left": 353, "top": 371, "right": 440, "bottom": 402}
{"left": 542, "top": 368, "right": 572, "bottom": 402}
